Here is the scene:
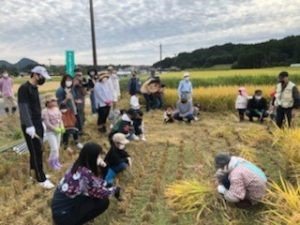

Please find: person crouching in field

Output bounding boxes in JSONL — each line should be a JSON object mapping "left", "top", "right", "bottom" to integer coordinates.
{"left": 51, "top": 142, "right": 122, "bottom": 225}
{"left": 246, "top": 90, "right": 268, "bottom": 123}
{"left": 235, "top": 87, "right": 248, "bottom": 122}
{"left": 130, "top": 94, "right": 146, "bottom": 141}
{"left": 214, "top": 153, "right": 267, "bottom": 208}
{"left": 109, "top": 109, "right": 139, "bottom": 143}
{"left": 173, "top": 94, "right": 194, "bottom": 123}
{"left": 60, "top": 103, "right": 83, "bottom": 153}
{"left": 42, "top": 95, "right": 64, "bottom": 170}
{"left": 163, "top": 106, "right": 175, "bottom": 123}
{"left": 104, "top": 133, "right": 132, "bottom": 185}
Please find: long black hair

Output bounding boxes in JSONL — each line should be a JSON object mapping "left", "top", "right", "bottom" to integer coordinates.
{"left": 71, "top": 142, "right": 103, "bottom": 176}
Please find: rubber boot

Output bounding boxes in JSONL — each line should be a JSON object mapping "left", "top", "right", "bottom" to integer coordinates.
{"left": 12, "top": 107, "right": 17, "bottom": 114}
{"left": 4, "top": 107, "right": 9, "bottom": 115}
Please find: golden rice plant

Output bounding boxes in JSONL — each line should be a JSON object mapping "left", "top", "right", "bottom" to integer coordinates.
{"left": 164, "top": 180, "right": 215, "bottom": 219}
{"left": 263, "top": 176, "right": 300, "bottom": 225}
{"left": 273, "top": 128, "right": 300, "bottom": 180}
{"left": 235, "top": 144, "right": 257, "bottom": 162}
{"left": 164, "top": 85, "right": 274, "bottom": 111}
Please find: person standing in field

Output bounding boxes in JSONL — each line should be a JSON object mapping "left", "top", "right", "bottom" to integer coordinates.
{"left": 177, "top": 72, "right": 193, "bottom": 101}
{"left": 127, "top": 71, "right": 141, "bottom": 96}
{"left": 235, "top": 87, "right": 248, "bottom": 122}
{"left": 73, "top": 69, "right": 87, "bottom": 135}
{"left": 42, "top": 95, "right": 64, "bottom": 170}
{"left": 274, "top": 71, "right": 300, "bottom": 128}
{"left": 86, "top": 68, "right": 98, "bottom": 114}
{"left": 94, "top": 72, "right": 114, "bottom": 133}
{"left": 56, "top": 74, "right": 77, "bottom": 115}
{"left": 0, "top": 71, "right": 17, "bottom": 115}
{"left": 108, "top": 66, "right": 121, "bottom": 107}
{"left": 246, "top": 90, "right": 268, "bottom": 123}
{"left": 215, "top": 153, "right": 267, "bottom": 208}
{"left": 17, "top": 66, "right": 55, "bottom": 189}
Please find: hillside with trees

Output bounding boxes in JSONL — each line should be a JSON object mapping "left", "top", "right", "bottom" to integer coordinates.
{"left": 153, "top": 35, "right": 300, "bottom": 69}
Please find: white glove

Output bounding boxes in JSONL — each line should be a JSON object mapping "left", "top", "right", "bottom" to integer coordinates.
{"left": 97, "top": 156, "right": 107, "bottom": 167}
{"left": 127, "top": 157, "right": 132, "bottom": 167}
{"left": 26, "top": 126, "right": 36, "bottom": 139}
{"left": 217, "top": 185, "right": 227, "bottom": 194}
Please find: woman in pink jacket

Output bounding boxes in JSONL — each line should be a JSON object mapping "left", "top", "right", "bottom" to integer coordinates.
{"left": 214, "top": 153, "right": 267, "bottom": 208}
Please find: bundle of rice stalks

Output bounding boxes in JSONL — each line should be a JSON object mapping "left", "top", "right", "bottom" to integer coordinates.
{"left": 164, "top": 180, "right": 215, "bottom": 219}
{"left": 263, "top": 176, "right": 300, "bottom": 225}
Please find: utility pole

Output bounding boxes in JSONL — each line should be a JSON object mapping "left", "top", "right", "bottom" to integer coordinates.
{"left": 89, "top": 0, "right": 97, "bottom": 67}
{"left": 48, "top": 58, "right": 52, "bottom": 73}
{"left": 159, "top": 43, "right": 162, "bottom": 62}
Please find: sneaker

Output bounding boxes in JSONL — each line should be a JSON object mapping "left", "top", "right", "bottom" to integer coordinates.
{"left": 132, "top": 134, "right": 140, "bottom": 141}
{"left": 76, "top": 143, "right": 84, "bottom": 149}
{"left": 38, "top": 179, "right": 55, "bottom": 189}
{"left": 140, "top": 135, "right": 146, "bottom": 141}
{"left": 194, "top": 116, "right": 199, "bottom": 121}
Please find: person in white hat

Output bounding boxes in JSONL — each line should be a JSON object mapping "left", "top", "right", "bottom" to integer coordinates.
{"left": 177, "top": 72, "right": 193, "bottom": 101}
{"left": 17, "top": 65, "right": 55, "bottom": 189}
{"left": 94, "top": 72, "right": 114, "bottom": 133}
{"left": 104, "top": 133, "right": 131, "bottom": 185}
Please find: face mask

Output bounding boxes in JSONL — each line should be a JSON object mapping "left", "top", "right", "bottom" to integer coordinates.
{"left": 65, "top": 81, "right": 72, "bottom": 87}
{"left": 37, "top": 75, "right": 46, "bottom": 85}
{"left": 255, "top": 96, "right": 262, "bottom": 100}
{"left": 61, "top": 109, "right": 67, "bottom": 113}
{"left": 184, "top": 77, "right": 189, "bottom": 81}
{"left": 119, "top": 144, "right": 126, "bottom": 150}
{"left": 181, "top": 100, "right": 187, "bottom": 103}
{"left": 102, "top": 77, "right": 108, "bottom": 83}
{"left": 97, "top": 156, "right": 107, "bottom": 167}
{"left": 3, "top": 73, "right": 8, "bottom": 78}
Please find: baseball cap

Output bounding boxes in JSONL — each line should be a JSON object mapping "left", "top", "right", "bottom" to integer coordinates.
{"left": 215, "top": 153, "right": 231, "bottom": 169}
{"left": 112, "top": 133, "right": 130, "bottom": 145}
{"left": 31, "top": 66, "right": 51, "bottom": 79}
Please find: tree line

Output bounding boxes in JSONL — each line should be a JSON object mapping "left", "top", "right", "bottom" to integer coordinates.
{"left": 153, "top": 35, "right": 300, "bottom": 69}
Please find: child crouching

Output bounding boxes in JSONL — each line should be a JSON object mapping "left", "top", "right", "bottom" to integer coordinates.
{"left": 163, "top": 106, "right": 174, "bottom": 123}
{"left": 104, "top": 133, "right": 131, "bottom": 185}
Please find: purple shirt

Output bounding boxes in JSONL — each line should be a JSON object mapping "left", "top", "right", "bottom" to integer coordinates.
{"left": 0, "top": 77, "right": 14, "bottom": 97}
{"left": 57, "top": 166, "right": 116, "bottom": 199}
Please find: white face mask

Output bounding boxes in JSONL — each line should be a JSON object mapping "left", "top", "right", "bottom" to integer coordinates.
{"left": 61, "top": 109, "right": 67, "bottom": 113}
{"left": 102, "top": 77, "right": 108, "bottom": 83}
{"left": 65, "top": 81, "right": 72, "bottom": 87}
{"left": 184, "top": 77, "right": 189, "bottom": 81}
{"left": 255, "top": 96, "right": 262, "bottom": 100}
{"left": 97, "top": 156, "right": 107, "bottom": 167}
{"left": 119, "top": 144, "right": 126, "bottom": 150}
{"left": 3, "top": 73, "right": 8, "bottom": 78}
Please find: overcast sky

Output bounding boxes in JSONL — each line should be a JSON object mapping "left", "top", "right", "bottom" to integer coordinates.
{"left": 0, "top": 0, "right": 300, "bottom": 65}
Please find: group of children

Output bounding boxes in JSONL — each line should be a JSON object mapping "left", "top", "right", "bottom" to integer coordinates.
{"left": 42, "top": 95, "right": 83, "bottom": 170}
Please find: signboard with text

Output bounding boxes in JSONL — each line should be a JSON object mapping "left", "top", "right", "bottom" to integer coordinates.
{"left": 65, "top": 50, "right": 75, "bottom": 77}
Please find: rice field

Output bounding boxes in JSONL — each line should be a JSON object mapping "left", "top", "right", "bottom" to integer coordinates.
{"left": 0, "top": 68, "right": 299, "bottom": 225}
